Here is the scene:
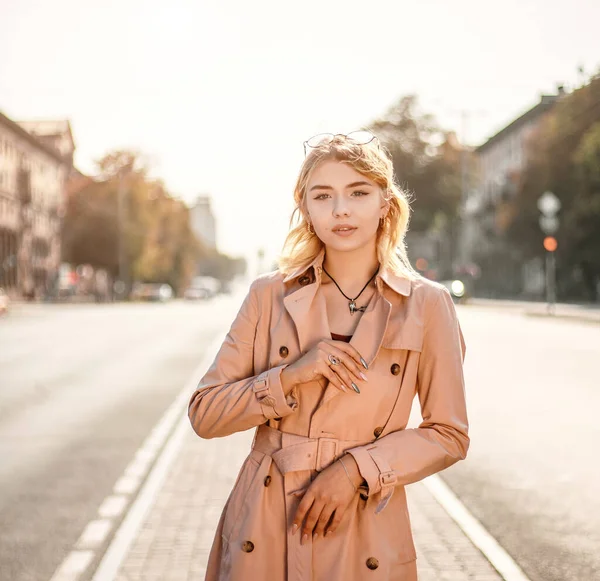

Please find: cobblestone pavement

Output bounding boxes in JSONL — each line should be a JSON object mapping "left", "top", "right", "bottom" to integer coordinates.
{"left": 111, "top": 424, "right": 502, "bottom": 581}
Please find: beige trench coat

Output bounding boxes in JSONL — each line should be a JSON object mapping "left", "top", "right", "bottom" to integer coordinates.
{"left": 188, "top": 248, "right": 469, "bottom": 581}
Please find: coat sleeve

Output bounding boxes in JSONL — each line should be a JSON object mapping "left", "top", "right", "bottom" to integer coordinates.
{"left": 188, "top": 279, "right": 298, "bottom": 439}
{"left": 347, "top": 286, "right": 469, "bottom": 513}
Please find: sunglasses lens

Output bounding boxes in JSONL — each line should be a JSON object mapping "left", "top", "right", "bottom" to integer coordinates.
{"left": 345, "top": 130, "right": 376, "bottom": 145}
{"left": 306, "top": 134, "right": 334, "bottom": 148}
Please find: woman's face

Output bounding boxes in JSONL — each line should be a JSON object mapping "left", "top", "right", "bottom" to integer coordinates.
{"left": 305, "top": 160, "right": 387, "bottom": 252}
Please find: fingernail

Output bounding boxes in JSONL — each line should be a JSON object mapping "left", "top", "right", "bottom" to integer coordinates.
{"left": 326, "top": 530, "right": 334, "bottom": 536}
{"left": 360, "top": 372, "right": 368, "bottom": 381}
{"left": 302, "top": 534, "right": 308, "bottom": 544}
{"left": 292, "top": 524, "right": 298, "bottom": 535}
{"left": 360, "top": 357, "right": 368, "bottom": 369}
{"left": 313, "top": 533, "right": 318, "bottom": 540}
{"left": 351, "top": 382, "right": 361, "bottom": 394}
{"left": 341, "top": 384, "right": 349, "bottom": 392}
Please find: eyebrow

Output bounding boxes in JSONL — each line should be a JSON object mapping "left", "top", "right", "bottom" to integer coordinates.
{"left": 309, "top": 181, "right": 374, "bottom": 192}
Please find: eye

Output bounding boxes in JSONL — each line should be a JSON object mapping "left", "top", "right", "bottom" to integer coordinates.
{"left": 352, "top": 190, "right": 369, "bottom": 197}
{"left": 314, "top": 193, "right": 330, "bottom": 200}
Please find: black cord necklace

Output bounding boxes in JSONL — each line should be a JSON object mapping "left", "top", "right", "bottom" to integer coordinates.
{"left": 322, "top": 265, "right": 380, "bottom": 315}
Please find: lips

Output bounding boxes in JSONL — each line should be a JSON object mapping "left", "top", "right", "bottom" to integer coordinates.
{"left": 332, "top": 224, "right": 357, "bottom": 232}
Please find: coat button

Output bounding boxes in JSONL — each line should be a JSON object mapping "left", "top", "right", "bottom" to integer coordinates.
{"left": 373, "top": 426, "right": 383, "bottom": 438}
{"left": 366, "top": 557, "right": 379, "bottom": 570}
{"left": 264, "top": 475, "right": 272, "bottom": 487}
{"left": 279, "top": 345, "right": 289, "bottom": 358}
{"left": 298, "top": 275, "right": 311, "bottom": 286}
{"left": 241, "top": 540, "right": 255, "bottom": 553}
{"left": 390, "top": 363, "right": 401, "bottom": 375}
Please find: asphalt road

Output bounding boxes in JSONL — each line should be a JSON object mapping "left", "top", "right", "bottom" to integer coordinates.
{"left": 0, "top": 291, "right": 247, "bottom": 581}
{"left": 440, "top": 304, "right": 600, "bottom": 581}
{"left": 0, "top": 295, "right": 598, "bottom": 581}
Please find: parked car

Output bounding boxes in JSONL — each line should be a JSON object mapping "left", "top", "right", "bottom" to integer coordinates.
{"left": 131, "top": 282, "right": 174, "bottom": 302}
{"left": 184, "top": 276, "right": 220, "bottom": 300}
{"left": 440, "top": 279, "right": 470, "bottom": 304}
{"left": 0, "top": 288, "right": 9, "bottom": 315}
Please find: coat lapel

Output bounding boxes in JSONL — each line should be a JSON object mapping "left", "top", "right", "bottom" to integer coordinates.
{"left": 281, "top": 247, "right": 414, "bottom": 410}
{"left": 283, "top": 280, "right": 330, "bottom": 357}
{"left": 318, "top": 290, "right": 392, "bottom": 408}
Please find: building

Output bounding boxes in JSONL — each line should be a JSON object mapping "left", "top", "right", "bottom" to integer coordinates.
{"left": 0, "top": 113, "right": 73, "bottom": 298}
{"left": 189, "top": 195, "right": 217, "bottom": 250}
{"left": 462, "top": 91, "right": 562, "bottom": 296}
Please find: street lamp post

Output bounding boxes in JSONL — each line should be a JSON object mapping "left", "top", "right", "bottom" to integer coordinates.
{"left": 537, "top": 191, "right": 561, "bottom": 314}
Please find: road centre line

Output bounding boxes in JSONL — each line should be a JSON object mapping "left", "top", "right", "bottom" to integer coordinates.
{"left": 48, "top": 331, "right": 226, "bottom": 581}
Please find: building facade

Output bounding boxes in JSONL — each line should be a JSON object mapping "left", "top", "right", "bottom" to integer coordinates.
{"left": 462, "top": 92, "right": 561, "bottom": 296}
{"left": 189, "top": 194, "right": 217, "bottom": 250}
{"left": 0, "top": 113, "right": 73, "bottom": 298}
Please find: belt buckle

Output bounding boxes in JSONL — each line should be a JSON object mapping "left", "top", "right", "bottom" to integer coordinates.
{"left": 315, "top": 437, "right": 339, "bottom": 472}
{"left": 379, "top": 471, "right": 396, "bottom": 488}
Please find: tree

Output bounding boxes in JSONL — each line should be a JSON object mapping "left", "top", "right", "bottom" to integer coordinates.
{"left": 367, "top": 95, "right": 470, "bottom": 274}
{"left": 506, "top": 75, "right": 600, "bottom": 299}
{"left": 62, "top": 150, "right": 211, "bottom": 296}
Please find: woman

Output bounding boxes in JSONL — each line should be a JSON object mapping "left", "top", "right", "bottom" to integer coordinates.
{"left": 188, "top": 131, "right": 469, "bottom": 581}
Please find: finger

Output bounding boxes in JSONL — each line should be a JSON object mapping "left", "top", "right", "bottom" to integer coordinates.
{"left": 327, "top": 356, "right": 364, "bottom": 394}
{"left": 329, "top": 343, "right": 369, "bottom": 380}
{"left": 313, "top": 504, "right": 336, "bottom": 539}
{"left": 292, "top": 492, "right": 314, "bottom": 535}
{"left": 321, "top": 356, "right": 361, "bottom": 395}
{"left": 325, "top": 506, "right": 345, "bottom": 537}
{"left": 301, "top": 500, "right": 326, "bottom": 544}
{"left": 319, "top": 362, "right": 350, "bottom": 393}
{"left": 319, "top": 340, "right": 367, "bottom": 374}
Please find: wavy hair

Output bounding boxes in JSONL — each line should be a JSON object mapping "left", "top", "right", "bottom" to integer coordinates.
{"left": 277, "top": 134, "right": 418, "bottom": 279}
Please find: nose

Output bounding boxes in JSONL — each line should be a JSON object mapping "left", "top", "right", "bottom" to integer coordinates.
{"left": 333, "top": 197, "right": 350, "bottom": 217}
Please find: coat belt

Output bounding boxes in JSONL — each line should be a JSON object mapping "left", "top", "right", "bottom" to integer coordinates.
{"left": 252, "top": 423, "right": 367, "bottom": 474}
{"left": 251, "top": 424, "right": 370, "bottom": 581}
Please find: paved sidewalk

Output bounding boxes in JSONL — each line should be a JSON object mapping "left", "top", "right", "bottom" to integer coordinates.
{"left": 110, "top": 425, "right": 502, "bottom": 581}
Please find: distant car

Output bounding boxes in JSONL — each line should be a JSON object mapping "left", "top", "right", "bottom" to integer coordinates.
{"left": 440, "top": 279, "right": 470, "bottom": 304}
{"left": 0, "top": 287, "right": 9, "bottom": 315}
{"left": 184, "top": 276, "right": 220, "bottom": 300}
{"left": 131, "top": 282, "right": 173, "bottom": 302}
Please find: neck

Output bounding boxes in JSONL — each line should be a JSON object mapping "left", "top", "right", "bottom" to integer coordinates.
{"left": 321, "top": 243, "right": 380, "bottom": 296}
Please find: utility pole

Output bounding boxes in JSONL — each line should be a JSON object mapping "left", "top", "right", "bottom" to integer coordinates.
{"left": 116, "top": 168, "right": 128, "bottom": 299}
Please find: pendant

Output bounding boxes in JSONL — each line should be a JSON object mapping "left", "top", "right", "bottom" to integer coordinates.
{"left": 349, "top": 300, "right": 367, "bottom": 315}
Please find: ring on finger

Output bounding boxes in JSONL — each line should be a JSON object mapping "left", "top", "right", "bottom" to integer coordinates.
{"left": 328, "top": 354, "right": 340, "bottom": 366}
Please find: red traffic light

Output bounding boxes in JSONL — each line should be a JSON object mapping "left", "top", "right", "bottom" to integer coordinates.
{"left": 543, "top": 236, "right": 558, "bottom": 252}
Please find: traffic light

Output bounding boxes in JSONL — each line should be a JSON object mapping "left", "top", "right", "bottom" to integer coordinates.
{"left": 543, "top": 236, "right": 558, "bottom": 252}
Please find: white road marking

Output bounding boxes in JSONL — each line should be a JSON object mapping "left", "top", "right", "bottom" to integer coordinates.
{"left": 91, "top": 409, "right": 189, "bottom": 581}
{"left": 77, "top": 520, "right": 112, "bottom": 549}
{"left": 49, "top": 551, "right": 95, "bottom": 581}
{"left": 47, "top": 331, "right": 226, "bottom": 581}
{"left": 113, "top": 475, "right": 140, "bottom": 495}
{"left": 98, "top": 496, "right": 128, "bottom": 519}
{"left": 424, "top": 474, "right": 532, "bottom": 581}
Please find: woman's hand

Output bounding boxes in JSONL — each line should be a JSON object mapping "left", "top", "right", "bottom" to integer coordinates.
{"left": 292, "top": 454, "right": 364, "bottom": 544}
{"left": 281, "top": 339, "right": 368, "bottom": 395}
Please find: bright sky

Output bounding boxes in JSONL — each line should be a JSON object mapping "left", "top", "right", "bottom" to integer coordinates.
{"left": 1, "top": 0, "right": 598, "bottom": 269}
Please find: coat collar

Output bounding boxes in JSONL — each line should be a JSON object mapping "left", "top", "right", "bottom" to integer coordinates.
{"left": 282, "top": 246, "right": 412, "bottom": 297}
{"left": 281, "top": 246, "right": 413, "bottom": 411}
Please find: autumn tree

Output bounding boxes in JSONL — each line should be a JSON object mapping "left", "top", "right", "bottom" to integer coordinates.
{"left": 62, "top": 150, "right": 210, "bottom": 296}
{"left": 506, "top": 75, "right": 600, "bottom": 300}
{"left": 367, "top": 95, "right": 470, "bottom": 275}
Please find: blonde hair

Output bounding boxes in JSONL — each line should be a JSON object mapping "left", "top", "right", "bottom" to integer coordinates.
{"left": 277, "top": 135, "right": 417, "bottom": 279}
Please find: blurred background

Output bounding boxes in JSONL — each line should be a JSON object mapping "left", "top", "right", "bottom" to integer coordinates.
{"left": 0, "top": 1, "right": 599, "bottom": 581}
